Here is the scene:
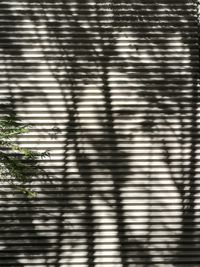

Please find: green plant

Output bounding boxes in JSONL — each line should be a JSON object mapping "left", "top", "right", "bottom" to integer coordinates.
{"left": 0, "top": 115, "right": 49, "bottom": 197}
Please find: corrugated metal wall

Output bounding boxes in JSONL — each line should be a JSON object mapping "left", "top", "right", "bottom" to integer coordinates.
{"left": 0, "top": 0, "right": 200, "bottom": 266}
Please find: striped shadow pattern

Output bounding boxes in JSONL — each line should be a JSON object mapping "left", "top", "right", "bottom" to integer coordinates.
{"left": 0, "top": 0, "right": 199, "bottom": 266}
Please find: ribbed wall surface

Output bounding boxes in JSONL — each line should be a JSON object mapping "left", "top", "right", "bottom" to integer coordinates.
{"left": 0, "top": 0, "right": 200, "bottom": 266}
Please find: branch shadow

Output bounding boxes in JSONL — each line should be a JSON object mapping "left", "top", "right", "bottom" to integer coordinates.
{"left": 0, "top": 0, "right": 199, "bottom": 266}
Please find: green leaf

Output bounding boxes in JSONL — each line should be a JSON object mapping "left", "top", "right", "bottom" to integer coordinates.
{"left": 0, "top": 115, "right": 50, "bottom": 197}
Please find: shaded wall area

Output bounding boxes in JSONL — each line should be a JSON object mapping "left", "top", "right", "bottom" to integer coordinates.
{"left": 0, "top": 0, "right": 200, "bottom": 266}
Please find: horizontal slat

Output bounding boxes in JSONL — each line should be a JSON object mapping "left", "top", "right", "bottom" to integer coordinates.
{"left": 0, "top": 0, "right": 199, "bottom": 266}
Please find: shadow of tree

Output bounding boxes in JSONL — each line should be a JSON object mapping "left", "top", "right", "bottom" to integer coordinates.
{"left": 0, "top": 0, "right": 199, "bottom": 266}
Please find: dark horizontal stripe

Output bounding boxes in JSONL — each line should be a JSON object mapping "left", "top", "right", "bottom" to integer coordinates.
{"left": 0, "top": 230, "right": 199, "bottom": 236}
{"left": 0, "top": 224, "right": 199, "bottom": 230}
{"left": 15, "top": 159, "right": 200, "bottom": 165}
{"left": 1, "top": 67, "right": 197, "bottom": 71}
{"left": 0, "top": 260, "right": 199, "bottom": 265}
{"left": 0, "top": 77, "right": 197, "bottom": 81}
{"left": 9, "top": 105, "right": 197, "bottom": 111}
{"left": 0, "top": 25, "right": 196, "bottom": 30}
{"left": 1, "top": 247, "right": 200, "bottom": 253}
{"left": 1, "top": 191, "right": 200, "bottom": 195}
{"left": 3, "top": 113, "right": 199, "bottom": 119}
{"left": 12, "top": 140, "right": 200, "bottom": 145}
{"left": 0, "top": 31, "right": 198, "bottom": 36}
{"left": 0, "top": 72, "right": 198, "bottom": 76}
{"left": 7, "top": 150, "right": 199, "bottom": 154}
{"left": 3, "top": 132, "right": 199, "bottom": 136}
{"left": 0, "top": 213, "right": 198, "bottom": 220}
{"left": 0, "top": 13, "right": 196, "bottom": 18}
{"left": 0, "top": 80, "right": 197, "bottom": 84}
{"left": 1, "top": 242, "right": 200, "bottom": 249}
{"left": 0, "top": 41, "right": 196, "bottom": 46}
{"left": 0, "top": 221, "right": 198, "bottom": 226}
{"left": 0, "top": 9, "right": 194, "bottom": 13}
{"left": 0, "top": 202, "right": 198, "bottom": 208}
{"left": 0, "top": 62, "right": 197, "bottom": 66}
{"left": 16, "top": 169, "right": 200, "bottom": 174}
{"left": 0, "top": 218, "right": 198, "bottom": 225}
{"left": 0, "top": 16, "right": 196, "bottom": 21}
{"left": 3, "top": 181, "right": 199, "bottom": 186}
{"left": 0, "top": 21, "right": 197, "bottom": 27}
{"left": 0, "top": 55, "right": 198, "bottom": 59}
{"left": 2, "top": 184, "right": 199, "bottom": 189}
{"left": 9, "top": 121, "right": 200, "bottom": 126}
{"left": 0, "top": 5, "right": 194, "bottom": 9}
{"left": 0, "top": 253, "right": 199, "bottom": 258}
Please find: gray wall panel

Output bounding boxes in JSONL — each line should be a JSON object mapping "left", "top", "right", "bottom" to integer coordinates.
{"left": 0, "top": 0, "right": 199, "bottom": 266}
